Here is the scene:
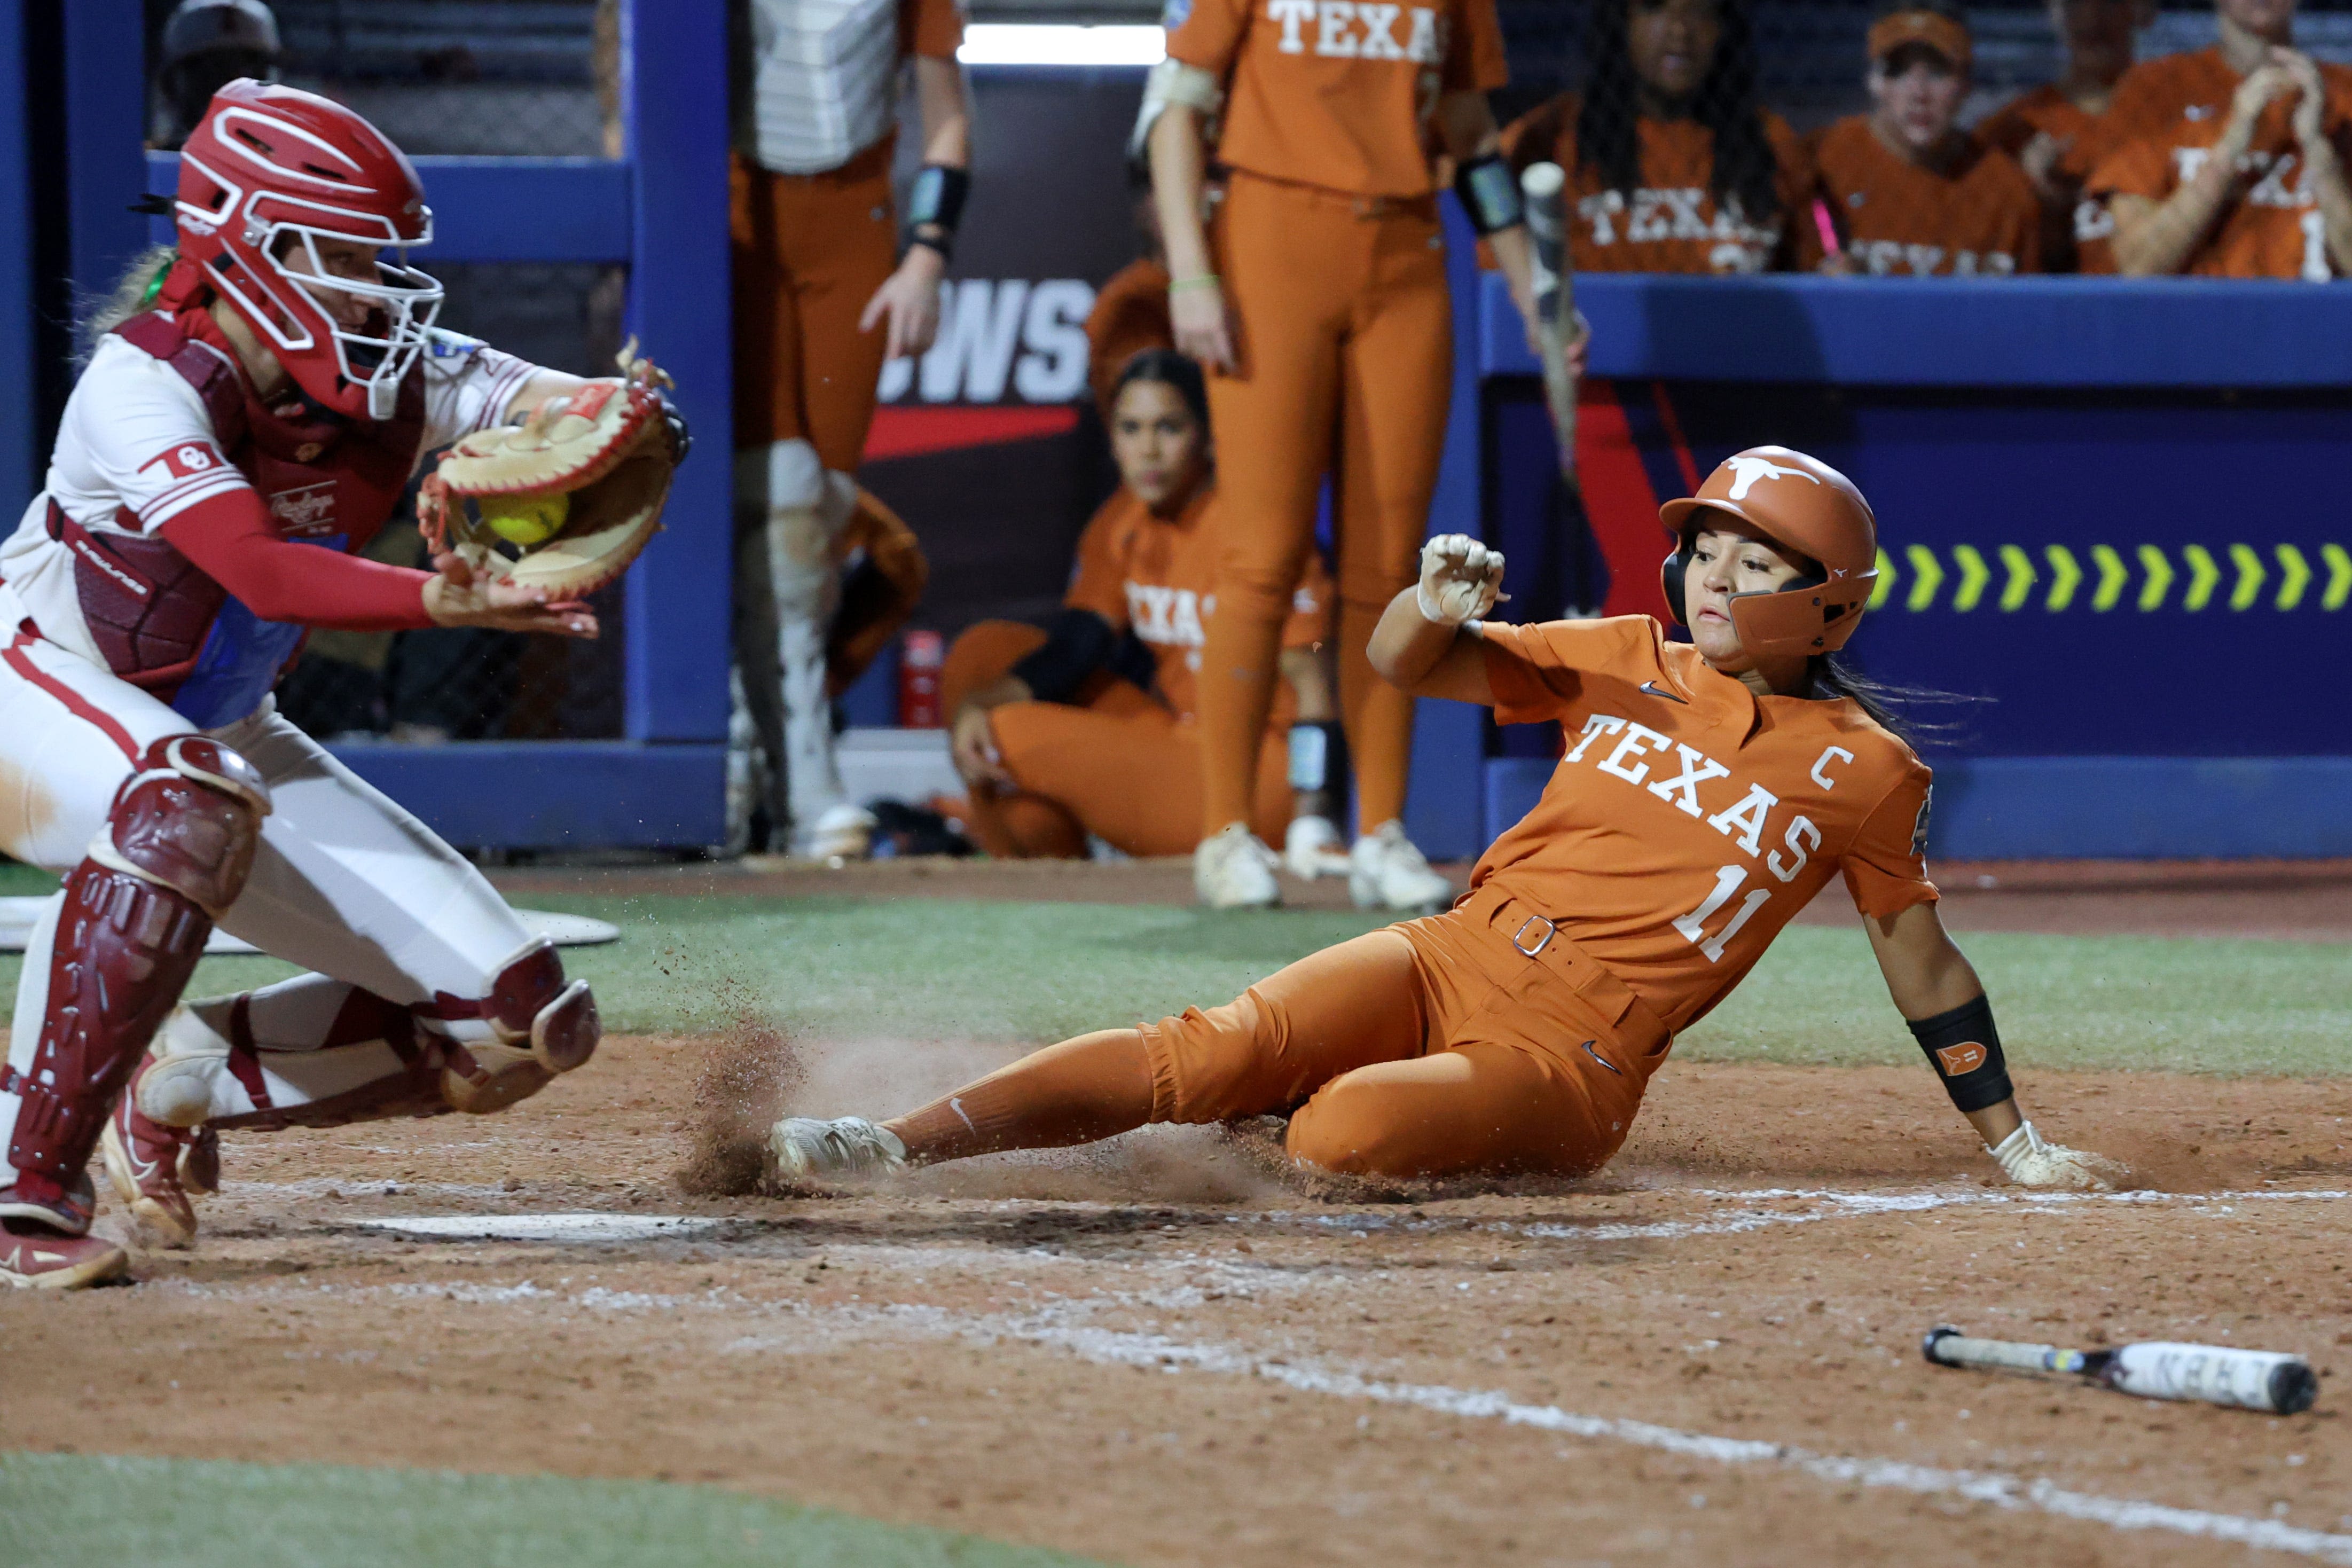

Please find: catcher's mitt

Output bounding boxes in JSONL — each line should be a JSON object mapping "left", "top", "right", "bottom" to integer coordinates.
{"left": 420, "top": 341, "right": 678, "bottom": 599}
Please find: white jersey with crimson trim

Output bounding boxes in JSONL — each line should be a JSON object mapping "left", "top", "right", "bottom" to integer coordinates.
{"left": 0, "top": 324, "right": 538, "bottom": 672}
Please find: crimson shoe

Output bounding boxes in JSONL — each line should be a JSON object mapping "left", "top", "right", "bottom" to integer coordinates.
{"left": 0, "top": 1218, "right": 127, "bottom": 1289}
{"left": 101, "top": 1061, "right": 218, "bottom": 1248}
{"left": 0, "top": 1169, "right": 98, "bottom": 1234}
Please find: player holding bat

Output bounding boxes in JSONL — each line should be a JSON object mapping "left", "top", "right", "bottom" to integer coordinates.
{"left": 770, "top": 447, "right": 2118, "bottom": 1195}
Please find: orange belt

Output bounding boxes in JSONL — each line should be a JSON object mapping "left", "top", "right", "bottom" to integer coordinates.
{"left": 1454, "top": 882, "right": 1674, "bottom": 1064}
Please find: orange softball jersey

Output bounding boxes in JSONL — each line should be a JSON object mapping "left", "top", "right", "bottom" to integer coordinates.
{"left": 1063, "top": 482, "right": 1331, "bottom": 723}
{"left": 1811, "top": 117, "right": 2042, "bottom": 275}
{"left": 1973, "top": 85, "right": 2120, "bottom": 273}
{"left": 1166, "top": 0, "right": 1508, "bottom": 197}
{"left": 1501, "top": 93, "right": 1818, "bottom": 273}
{"left": 1474, "top": 616, "right": 1936, "bottom": 1036}
{"left": 2088, "top": 47, "right": 2352, "bottom": 279}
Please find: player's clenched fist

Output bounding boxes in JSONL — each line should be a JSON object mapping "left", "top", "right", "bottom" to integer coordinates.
{"left": 1416, "top": 534, "right": 1508, "bottom": 627}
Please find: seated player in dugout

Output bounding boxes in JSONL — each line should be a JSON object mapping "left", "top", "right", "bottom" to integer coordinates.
{"left": 939, "top": 350, "right": 1358, "bottom": 880}
{"left": 1810, "top": 2, "right": 2044, "bottom": 276}
{"left": 2091, "top": 0, "right": 2352, "bottom": 278}
{"left": 1974, "top": 0, "right": 2155, "bottom": 273}
{"left": 769, "top": 448, "right": 2120, "bottom": 1196}
{"left": 1500, "top": 0, "right": 1819, "bottom": 274}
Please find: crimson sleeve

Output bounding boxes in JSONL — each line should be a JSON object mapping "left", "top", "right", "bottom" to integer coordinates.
{"left": 159, "top": 490, "right": 435, "bottom": 631}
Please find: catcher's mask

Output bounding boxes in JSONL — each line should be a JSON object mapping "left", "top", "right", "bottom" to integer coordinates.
{"left": 175, "top": 79, "right": 442, "bottom": 422}
{"left": 1659, "top": 445, "right": 1878, "bottom": 658}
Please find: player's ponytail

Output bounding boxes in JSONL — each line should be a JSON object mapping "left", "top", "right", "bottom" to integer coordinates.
{"left": 1806, "top": 653, "right": 1985, "bottom": 749}
{"left": 77, "top": 243, "right": 182, "bottom": 363}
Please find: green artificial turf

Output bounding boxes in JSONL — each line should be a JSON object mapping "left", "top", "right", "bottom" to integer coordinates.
{"left": 0, "top": 884, "right": 2342, "bottom": 1076}
{"left": 0, "top": 1452, "right": 1106, "bottom": 1568}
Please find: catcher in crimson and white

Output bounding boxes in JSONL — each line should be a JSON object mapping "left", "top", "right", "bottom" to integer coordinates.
{"left": 771, "top": 448, "right": 2120, "bottom": 1195}
{"left": 0, "top": 81, "right": 684, "bottom": 1289}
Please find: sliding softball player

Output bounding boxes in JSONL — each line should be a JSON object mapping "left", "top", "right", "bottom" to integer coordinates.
{"left": 770, "top": 448, "right": 2116, "bottom": 1193}
{"left": 0, "top": 83, "right": 679, "bottom": 1287}
{"left": 731, "top": 0, "right": 971, "bottom": 858}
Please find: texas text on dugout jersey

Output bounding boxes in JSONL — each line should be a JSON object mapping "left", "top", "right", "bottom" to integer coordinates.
{"left": 2089, "top": 46, "right": 2352, "bottom": 279}
{"left": 1060, "top": 482, "right": 1331, "bottom": 725}
{"left": 1501, "top": 93, "right": 1820, "bottom": 274}
{"left": 1472, "top": 616, "right": 1936, "bottom": 1038}
{"left": 0, "top": 318, "right": 539, "bottom": 728}
{"left": 1164, "top": 0, "right": 1508, "bottom": 197}
{"left": 1811, "top": 116, "right": 2043, "bottom": 275}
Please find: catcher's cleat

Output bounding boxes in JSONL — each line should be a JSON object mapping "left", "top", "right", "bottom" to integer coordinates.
{"left": 0, "top": 1218, "right": 129, "bottom": 1290}
{"left": 101, "top": 1059, "right": 218, "bottom": 1248}
{"left": 765, "top": 1117, "right": 908, "bottom": 1185}
{"left": 1195, "top": 822, "right": 1281, "bottom": 910}
{"left": 0, "top": 1169, "right": 99, "bottom": 1235}
{"left": 1283, "top": 815, "right": 1353, "bottom": 882}
{"left": 1348, "top": 820, "right": 1454, "bottom": 913}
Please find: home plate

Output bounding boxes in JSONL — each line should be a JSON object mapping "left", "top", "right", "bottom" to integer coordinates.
{"left": 0, "top": 898, "right": 620, "bottom": 955}
{"left": 354, "top": 1214, "right": 718, "bottom": 1243}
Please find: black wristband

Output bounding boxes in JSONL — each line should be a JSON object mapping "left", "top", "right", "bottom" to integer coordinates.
{"left": 1453, "top": 152, "right": 1525, "bottom": 236}
{"left": 1011, "top": 608, "right": 1117, "bottom": 704}
{"left": 906, "top": 164, "right": 969, "bottom": 240}
{"left": 1907, "top": 994, "right": 2014, "bottom": 1115}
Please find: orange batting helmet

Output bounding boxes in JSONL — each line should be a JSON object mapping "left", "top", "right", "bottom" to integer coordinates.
{"left": 1658, "top": 446, "right": 1879, "bottom": 657}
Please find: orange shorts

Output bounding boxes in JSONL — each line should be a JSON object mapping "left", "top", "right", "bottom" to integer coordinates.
{"left": 1143, "top": 884, "right": 1665, "bottom": 1180}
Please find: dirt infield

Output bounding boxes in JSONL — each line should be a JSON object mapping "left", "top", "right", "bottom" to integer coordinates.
{"left": 9, "top": 1032, "right": 2352, "bottom": 1567}
{"left": 488, "top": 856, "right": 2352, "bottom": 942}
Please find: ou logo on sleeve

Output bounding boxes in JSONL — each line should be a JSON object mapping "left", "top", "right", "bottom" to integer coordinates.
{"left": 144, "top": 442, "right": 223, "bottom": 480}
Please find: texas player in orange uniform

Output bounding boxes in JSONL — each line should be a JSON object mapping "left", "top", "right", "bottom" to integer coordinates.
{"left": 1083, "top": 163, "right": 1175, "bottom": 422}
{"left": 768, "top": 448, "right": 2118, "bottom": 1194}
{"left": 1812, "top": 5, "right": 2043, "bottom": 276}
{"left": 1973, "top": 0, "right": 2152, "bottom": 272}
{"left": 2091, "top": 0, "right": 2352, "bottom": 278}
{"left": 940, "top": 351, "right": 1338, "bottom": 860}
{"left": 1143, "top": 0, "right": 1546, "bottom": 911}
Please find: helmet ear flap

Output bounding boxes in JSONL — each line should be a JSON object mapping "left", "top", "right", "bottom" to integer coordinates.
{"left": 1659, "top": 535, "right": 1694, "bottom": 626}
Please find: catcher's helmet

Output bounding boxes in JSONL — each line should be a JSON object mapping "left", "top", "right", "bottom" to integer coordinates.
{"left": 174, "top": 80, "right": 441, "bottom": 421}
{"left": 1658, "top": 446, "right": 1879, "bottom": 658}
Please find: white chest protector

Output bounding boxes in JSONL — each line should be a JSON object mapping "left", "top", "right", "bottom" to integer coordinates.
{"left": 747, "top": 0, "right": 903, "bottom": 175}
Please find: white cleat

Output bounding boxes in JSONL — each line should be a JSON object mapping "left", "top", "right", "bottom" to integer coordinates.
{"left": 1194, "top": 821, "right": 1281, "bottom": 910}
{"left": 1348, "top": 819, "right": 1455, "bottom": 912}
{"left": 801, "top": 803, "right": 876, "bottom": 861}
{"left": 765, "top": 1116, "right": 908, "bottom": 1185}
{"left": 1283, "top": 815, "right": 1352, "bottom": 881}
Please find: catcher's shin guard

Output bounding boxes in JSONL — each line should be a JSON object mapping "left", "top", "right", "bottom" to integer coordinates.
{"left": 2, "top": 738, "right": 268, "bottom": 1228}
{"left": 419, "top": 936, "right": 600, "bottom": 1114}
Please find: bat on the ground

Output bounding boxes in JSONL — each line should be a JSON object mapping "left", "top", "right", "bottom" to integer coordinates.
{"left": 1923, "top": 1326, "right": 2317, "bottom": 1415}
{"left": 1519, "top": 161, "right": 1577, "bottom": 491}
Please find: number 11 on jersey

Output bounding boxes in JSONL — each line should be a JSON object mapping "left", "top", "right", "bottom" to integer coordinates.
{"left": 1673, "top": 865, "right": 1772, "bottom": 962}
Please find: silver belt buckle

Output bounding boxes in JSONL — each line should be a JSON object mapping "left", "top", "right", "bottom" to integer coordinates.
{"left": 1512, "top": 913, "right": 1556, "bottom": 958}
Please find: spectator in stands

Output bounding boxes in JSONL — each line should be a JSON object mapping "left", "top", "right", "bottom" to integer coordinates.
{"left": 150, "top": 0, "right": 279, "bottom": 150}
{"left": 1084, "top": 160, "right": 1174, "bottom": 422}
{"left": 1812, "top": 3, "right": 2043, "bottom": 275}
{"left": 2092, "top": 0, "right": 2352, "bottom": 277}
{"left": 1502, "top": 0, "right": 1813, "bottom": 273}
{"left": 1976, "top": 0, "right": 2152, "bottom": 272}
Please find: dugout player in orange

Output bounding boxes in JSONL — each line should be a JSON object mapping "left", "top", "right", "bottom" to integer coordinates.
{"left": 1501, "top": 0, "right": 1817, "bottom": 275}
{"left": 731, "top": 0, "right": 971, "bottom": 859}
{"left": 1083, "top": 162, "right": 1175, "bottom": 422}
{"left": 938, "top": 351, "right": 1344, "bottom": 864}
{"left": 769, "top": 448, "right": 2119, "bottom": 1194}
{"left": 1974, "top": 0, "right": 2153, "bottom": 272}
{"left": 1141, "top": 0, "right": 1548, "bottom": 911}
{"left": 2093, "top": 0, "right": 2352, "bottom": 278}
{"left": 1812, "top": 3, "right": 2043, "bottom": 276}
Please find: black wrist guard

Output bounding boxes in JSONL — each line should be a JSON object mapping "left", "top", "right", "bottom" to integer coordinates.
{"left": 1287, "top": 720, "right": 1346, "bottom": 792}
{"left": 1908, "top": 995, "right": 2013, "bottom": 1114}
{"left": 1453, "top": 152, "right": 1525, "bottom": 236}
{"left": 652, "top": 386, "right": 691, "bottom": 466}
{"left": 1011, "top": 608, "right": 1116, "bottom": 704}
{"left": 905, "top": 164, "right": 970, "bottom": 259}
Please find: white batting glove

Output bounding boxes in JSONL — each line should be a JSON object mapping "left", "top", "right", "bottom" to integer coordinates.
{"left": 1988, "top": 1120, "right": 2126, "bottom": 1192}
{"left": 1417, "top": 534, "right": 1508, "bottom": 626}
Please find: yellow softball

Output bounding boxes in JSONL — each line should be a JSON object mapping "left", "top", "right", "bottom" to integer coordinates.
{"left": 481, "top": 490, "right": 570, "bottom": 547}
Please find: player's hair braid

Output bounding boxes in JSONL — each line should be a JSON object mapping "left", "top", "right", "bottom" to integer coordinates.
{"left": 1578, "top": 0, "right": 1782, "bottom": 226}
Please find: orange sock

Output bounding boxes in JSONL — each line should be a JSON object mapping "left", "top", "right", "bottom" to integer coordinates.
{"left": 1338, "top": 599, "right": 1414, "bottom": 830}
{"left": 885, "top": 1030, "right": 1155, "bottom": 1164}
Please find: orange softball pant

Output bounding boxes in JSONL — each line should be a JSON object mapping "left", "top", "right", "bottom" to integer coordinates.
{"left": 1197, "top": 171, "right": 1455, "bottom": 838}
{"left": 942, "top": 621, "right": 1289, "bottom": 858}
{"left": 731, "top": 145, "right": 899, "bottom": 472}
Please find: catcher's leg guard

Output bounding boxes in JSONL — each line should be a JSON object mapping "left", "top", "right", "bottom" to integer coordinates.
{"left": 420, "top": 933, "right": 599, "bottom": 1114}
{"left": 1, "top": 738, "right": 268, "bottom": 1233}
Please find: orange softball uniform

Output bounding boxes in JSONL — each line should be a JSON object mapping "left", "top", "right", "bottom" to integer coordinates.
{"left": 1128, "top": 614, "right": 1934, "bottom": 1182}
{"left": 2088, "top": 47, "right": 2352, "bottom": 279}
{"left": 1084, "top": 258, "right": 1174, "bottom": 423}
{"left": 1972, "top": 85, "right": 2119, "bottom": 273}
{"left": 827, "top": 485, "right": 929, "bottom": 695}
{"left": 1500, "top": 93, "right": 1818, "bottom": 273}
{"left": 1810, "top": 117, "right": 2043, "bottom": 276}
{"left": 941, "top": 482, "right": 1331, "bottom": 858}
